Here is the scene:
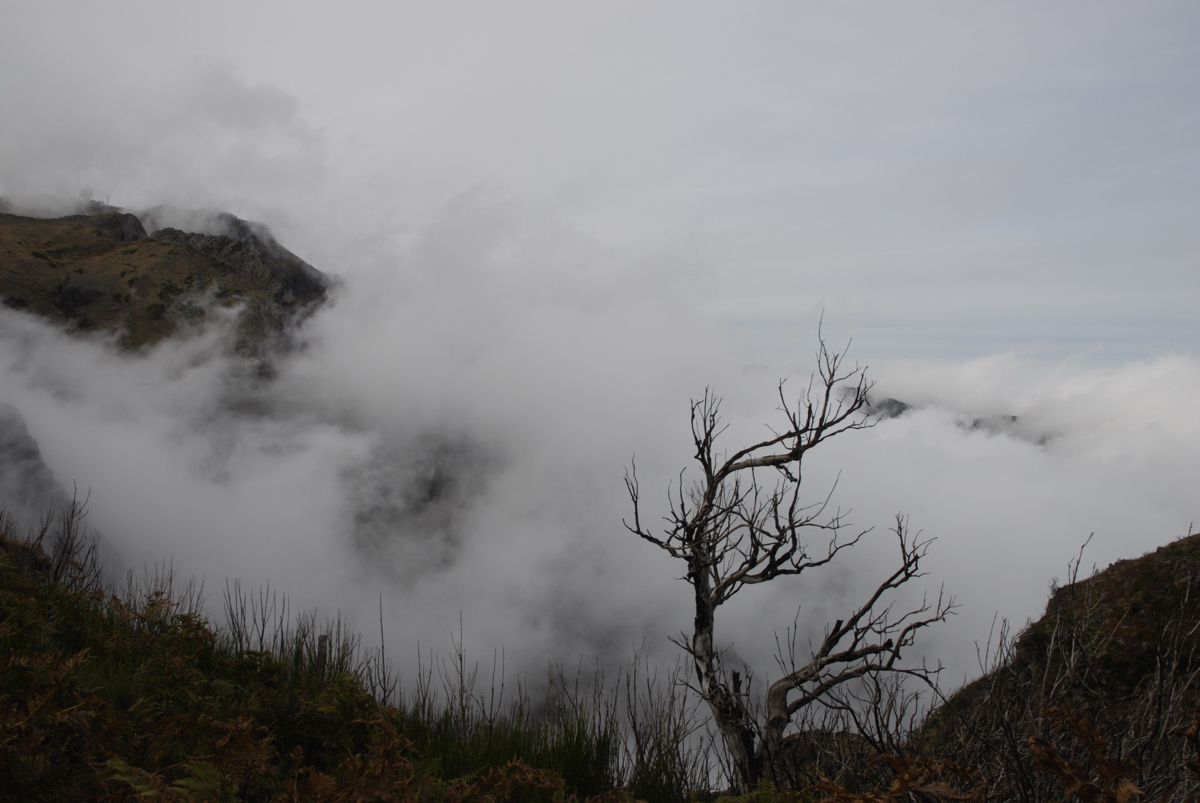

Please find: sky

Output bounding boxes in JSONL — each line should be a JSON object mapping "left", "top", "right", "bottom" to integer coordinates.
{"left": 1, "top": 2, "right": 1198, "bottom": 694}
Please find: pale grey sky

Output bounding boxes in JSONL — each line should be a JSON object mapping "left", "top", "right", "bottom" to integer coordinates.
{"left": 2, "top": 1, "right": 1197, "bottom": 363}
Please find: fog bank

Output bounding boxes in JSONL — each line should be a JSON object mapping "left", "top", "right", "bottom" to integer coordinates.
{"left": 1, "top": 198, "right": 1195, "bottom": 688}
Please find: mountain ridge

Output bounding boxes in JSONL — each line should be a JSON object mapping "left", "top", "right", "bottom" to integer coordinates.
{"left": 0, "top": 206, "right": 333, "bottom": 354}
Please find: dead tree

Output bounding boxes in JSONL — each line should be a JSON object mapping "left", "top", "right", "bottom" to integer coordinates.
{"left": 624, "top": 336, "right": 952, "bottom": 792}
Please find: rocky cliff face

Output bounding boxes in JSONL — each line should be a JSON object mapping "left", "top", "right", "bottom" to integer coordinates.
{"left": 0, "top": 208, "right": 333, "bottom": 354}
{"left": 0, "top": 404, "right": 69, "bottom": 533}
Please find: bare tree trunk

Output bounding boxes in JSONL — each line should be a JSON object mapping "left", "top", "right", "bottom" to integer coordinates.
{"left": 760, "top": 683, "right": 792, "bottom": 785}
{"left": 689, "top": 559, "right": 760, "bottom": 791}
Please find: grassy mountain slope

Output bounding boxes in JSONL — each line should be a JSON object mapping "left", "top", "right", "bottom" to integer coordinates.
{"left": 0, "top": 210, "right": 330, "bottom": 354}
{"left": 923, "top": 532, "right": 1200, "bottom": 800}
{"left": 0, "top": 517, "right": 625, "bottom": 803}
{"left": 934, "top": 531, "right": 1200, "bottom": 723}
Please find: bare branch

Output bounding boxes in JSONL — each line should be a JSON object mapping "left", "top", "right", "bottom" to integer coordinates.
{"left": 624, "top": 331, "right": 947, "bottom": 792}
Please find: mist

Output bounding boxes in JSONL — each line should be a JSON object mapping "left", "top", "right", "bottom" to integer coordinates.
{"left": 1, "top": 2, "right": 1198, "bottom": 692}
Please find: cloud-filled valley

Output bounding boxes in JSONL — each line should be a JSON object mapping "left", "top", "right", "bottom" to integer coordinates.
{"left": 1, "top": 197, "right": 1196, "bottom": 692}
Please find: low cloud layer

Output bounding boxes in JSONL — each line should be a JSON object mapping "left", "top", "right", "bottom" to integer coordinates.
{"left": 1, "top": 197, "right": 1195, "bottom": 690}
{"left": 1, "top": 2, "right": 1197, "bottom": 692}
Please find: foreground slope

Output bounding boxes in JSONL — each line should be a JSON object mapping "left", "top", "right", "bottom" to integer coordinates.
{"left": 0, "top": 521, "right": 624, "bottom": 802}
{"left": 924, "top": 531, "right": 1200, "bottom": 801}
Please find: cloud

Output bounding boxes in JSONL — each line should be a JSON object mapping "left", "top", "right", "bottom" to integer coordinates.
{"left": 0, "top": 61, "right": 321, "bottom": 218}
{"left": 2, "top": 196, "right": 1195, "bottom": 691}
{"left": 1, "top": 2, "right": 1197, "bottom": 693}
{"left": 0, "top": 189, "right": 739, "bottom": 678}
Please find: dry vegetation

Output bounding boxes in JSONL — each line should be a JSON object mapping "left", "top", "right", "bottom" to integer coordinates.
{"left": 3, "top": 501, "right": 1199, "bottom": 802}
{"left": 917, "top": 533, "right": 1200, "bottom": 802}
{"left": 0, "top": 504, "right": 633, "bottom": 802}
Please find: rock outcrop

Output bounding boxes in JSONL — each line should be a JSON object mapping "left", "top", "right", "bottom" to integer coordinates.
{"left": 0, "top": 404, "right": 69, "bottom": 533}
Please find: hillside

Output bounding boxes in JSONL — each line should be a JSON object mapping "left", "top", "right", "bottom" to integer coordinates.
{"left": 0, "top": 517, "right": 626, "bottom": 803}
{"left": 924, "top": 531, "right": 1200, "bottom": 801}
{"left": 0, "top": 207, "right": 331, "bottom": 354}
{"left": 939, "top": 531, "right": 1200, "bottom": 711}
